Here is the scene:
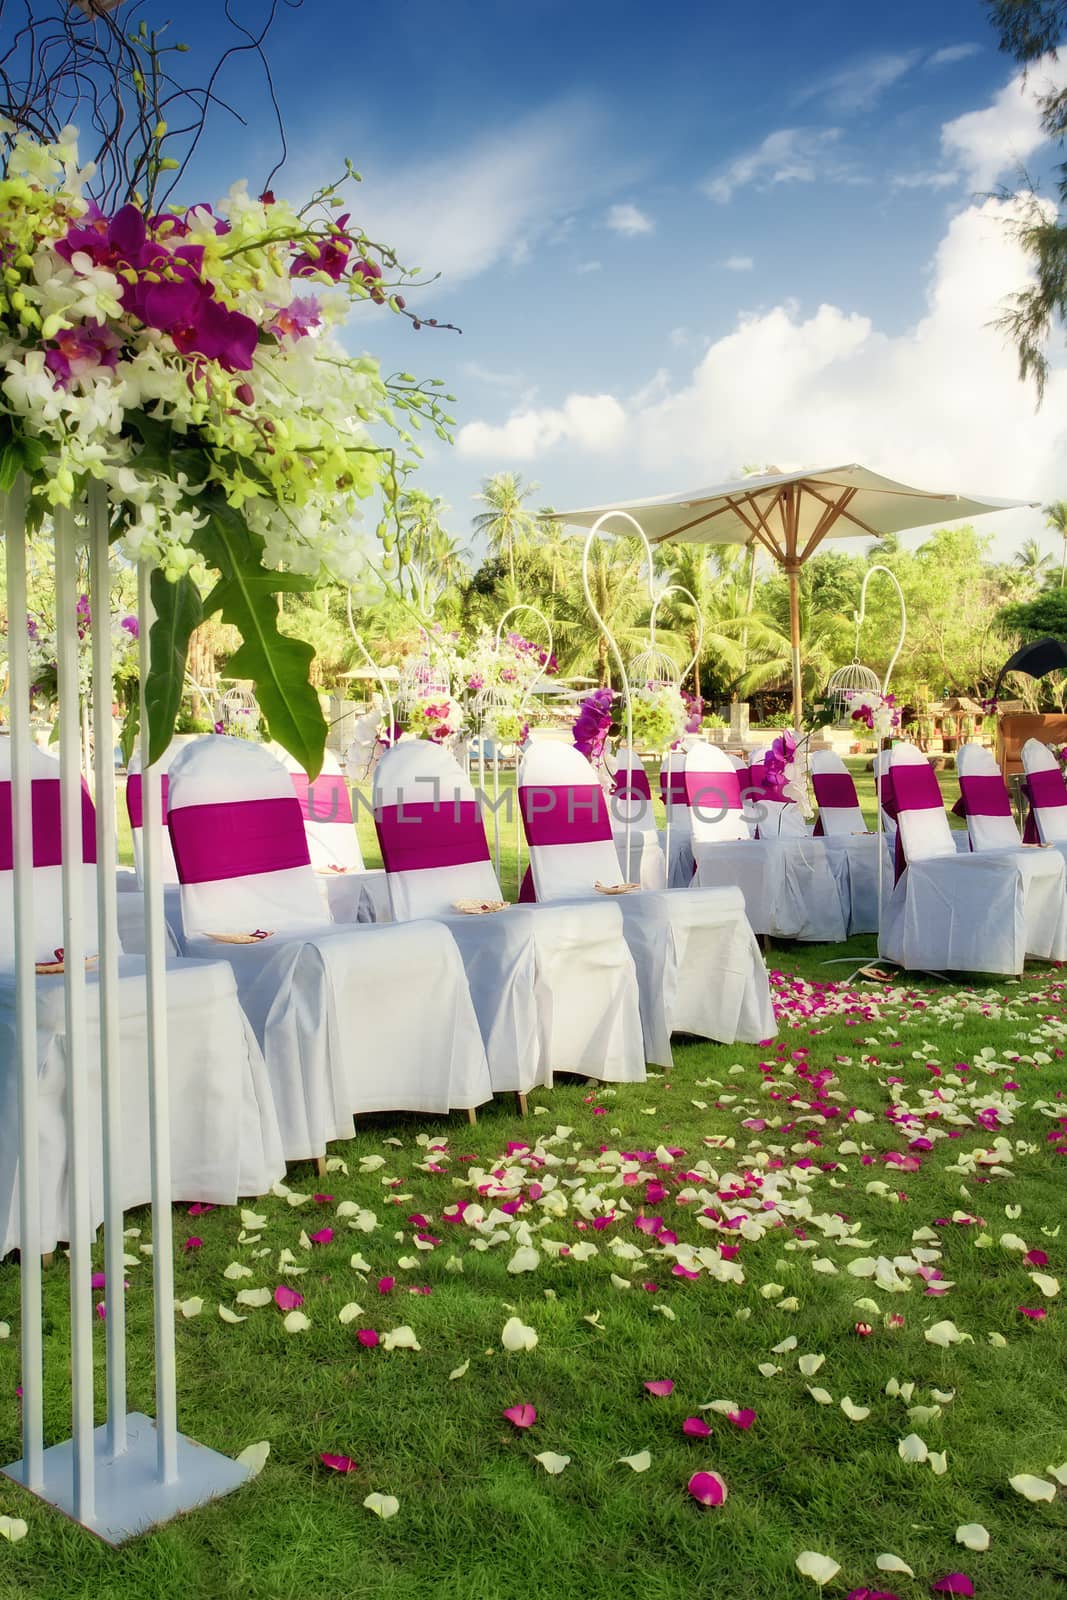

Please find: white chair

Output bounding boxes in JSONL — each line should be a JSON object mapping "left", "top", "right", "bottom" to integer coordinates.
{"left": 878, "top": 742, "right": 1067, "bottom": 974}
{"left": 955, "top": 744, "right": 1024, "bottom": 850}
{"left": 1020, "top": 739, "right": 1067, "bottom": 846}
{"left": 746, "top": 743, "right": 809, "bottom": 837}
{"left": 810, "top": 749, "right": 882, "bottom": 935}
{"left": 658, "top": 749, "right": 695, "bottom": 886}
{"left": 167, "top": 736, "right": 492, "bottom": 1157}
{"left": 268, "top": 743, "right": 391, "bottom": 926}
{"left": 688, "top": 742, "right": 850, "bottom": 942}
{"left": 609, "top": 746, "right": 666, "bottom": 891}
{"left": 518, "top": 741, "right": 776, "bottom": 1062}
{"left": 373, "top": 742, "right": 645, "bottom": 1092}
{"left": 0, "top": 742, "right": 284, "bottom": 1255}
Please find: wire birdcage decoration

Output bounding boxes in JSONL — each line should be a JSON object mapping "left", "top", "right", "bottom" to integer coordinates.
{"left": 824, "top": 657, "right": 882, "bottom": 722}
{"left": 628, "top": 585, "right": 694, "bottom": 690}
{"left": 217, "top": 684, "right": 260, "bottom": 728}
{"left": 472, "top": 682, "right": 513, "bottom": 738}
{"left": 396, "top": 646, "right": 450, "bottom": 716}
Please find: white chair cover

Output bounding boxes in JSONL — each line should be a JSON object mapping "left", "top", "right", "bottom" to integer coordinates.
{"left": 268, "top": 742, "right": 390, "bottom": 925}
{"left": 657, "top": 749, "right": 695, "bottom": 887}
{"left": 687, "top": 742, "right": 849, "bottom": 941}
{"left": 956, "top": 743, "right": 1023, "bottom": 851}
{"left": 810, "top": 749, "right": 881, "bottom": 934}
{"left": 126, "top": 741, "right": 181, "bottom": 886}
{"left": 878, "top": 742, "right": 1067, "bottom": 974}
{"left": 373, "top": 742, "right": 645, "bottom": 1089}
{"left": 519, "top": 742, "right": 776, "bottom": 1061}
{"left": 610, "top": 746, "right": 666, "bottom": 891}
{"left": 0, "top": 737, "right": 284, "bottom": 1251}
{"left": 167, "top": 737, "right": 491, "bottom": 1155}
{"left": 1021, "top": 738, "right": 1067, "bottom": 845}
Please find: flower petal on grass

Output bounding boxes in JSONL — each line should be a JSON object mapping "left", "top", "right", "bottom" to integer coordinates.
{"left": 363, "top": 1492, "right": 399, "bottom": 1519}
{"left": 235, "top": 1288, "right": 272, "bottom": 1309}
{"left": 507, "top": 1246, "right": 540, "bottom": 1274}
{"left": 0, "top": 1517, "right": 28, "bottom": 1542}
{"left": 841, "top": 1397, "right": 870, "bottom": 1422}
{"left": 337, "top": 1302, "right": 365, "bottom": 1324}
{"left": 807, "top": 1387, "right": 834, "bottom": 1406}
{"left": 688, "top": 1470, "right": 727, "bottom": 1506}
{"left": 223, "top": 1262, "right": 253, "bottom": 1281}
{"left": 924, "top": 1320, "right": 968, "bottom": 1348}
{"left": 617, "top": 1450, "right": 652, "bottom": 1472}
{"left": 501, "top": 1317, "right": 538, "bottom": 1353}
{"left": 644, "top": 1379, "right": 674, "bottom": 1397}
{"left": 1009, "top": 1473, "right": 1056, "bottom": 1502}
{"left": 931, "top": 1576, "right": 974, "bottom": 1596}
{"left": 534, "top": 1451, "right": 570, "bottom": 1475}
{"left": 727, "top": 1408, "right": 756, "bottom": 1429}
{"left": 682, "top": 1417, "right": 712, "bottom": 1438}
{"left": 449, "top": 1360, "right": 470, "bottom": 1381}
{"left": 176, "top": 1297, "right": 203, "bottom": 1320}
{"left": 796, "top": 1551, "right": 841, "bottom": 1587}
{"left": 955, "top": 1525, "right": 989, "bottom": 1551}
{"left": 381, "top": 1325, "right": 420, "bottom": 1351}
{"left": 1028, "top": 1272, "right": 1060, "bottom": 1298}
{"left": 283, "top": 1311, "right": 310, "bottom": 1333}
{"left": 236, "top": 1440, "right": 270, "bottom": 1478}
{"left": 771, "top": 1336, "right": 798, "bottom": 1354}
{"left": 928, "top": 1451, "right": 948, "bottom": 1476}
{"left": 898, "top": 1434, "right": 928, "bottom": 1463}
{"left": 1047, "top": 1462, "right": 1067, "bottom": 1485}
{"left": 798, "top": 1353, "right": 825, "bottom": 1377}
{"left": 503, "top": 1404, "right": 537, "bottom": 1429}
{"left": 876, "top": 1555, "right": 914, "bottom": 1576}
{"left": 218, "top": 1304, "right": 246, "bottom": 1324}
{"left": 273, "top": 1286, "right": 303, "bottom": 1312}
{"left": 321, "top": 1453, "right": 357, "bottom": 1473}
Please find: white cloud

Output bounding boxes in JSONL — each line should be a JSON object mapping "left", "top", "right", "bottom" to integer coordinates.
{"left": 941, "top": 56, "right": 1066, "bottom": 189}
{"left": 722, "top": 254, "right": 754, "bottom": 271}
{"left": 669, "top": 326, "right": 691, "bottom": 348}
{"left": 606, "top": 202, "right": 654, "bottom": 236}
{"left": 890, "top": 169, "right": 959, "bottom": 190}
{"left": 457, "top": 393, "right": 627, "bottom": 460}
{"left": 796, "top": 51, "right": 920, "bottom": 113}
{"left": 926, "top": 43, "right": 982, "bottom": 68}
{"left": 456, "top": 196, "right": 1067, "bottom": 512}
{"left": 703, "top": 127, "right": 843, "bottom": 203}
{"left": 576, "top": 259, "right": 603, "bottom": 273}
{"left": 346, "top": 100, "right": 608, "bottom": 288}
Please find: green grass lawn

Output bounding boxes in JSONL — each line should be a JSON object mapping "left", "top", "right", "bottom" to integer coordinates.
{"left": 2, "top": 932, "right": 1066, "bottom": 1599}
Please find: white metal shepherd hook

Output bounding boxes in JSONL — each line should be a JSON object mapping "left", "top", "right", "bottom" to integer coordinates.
{"left": 1, "top": 483, "right": 253, "bottom": 1543}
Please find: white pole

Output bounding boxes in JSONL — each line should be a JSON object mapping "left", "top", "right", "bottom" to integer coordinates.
{"left": 5, "top": 481, "right": 44, "bottom": 1490}
{"left": 137, "top": 564, "right": 178, "bottom": 1484}
{"left": 89, "top": 482, "right": 127, "bottom": 1455}
{"left": 55, "top": 505, "right": 97, "bottom": 1524}
{"left": 582, "top": 515, "right": 645, "bottom": 883}
{"left": 492, "top": 744, "right": 501, "bottom": 883}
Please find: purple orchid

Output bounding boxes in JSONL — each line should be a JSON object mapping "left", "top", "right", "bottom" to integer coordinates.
{"left": 44, "top": 320, "right": 122, "bottom": 387}
{"left": 573, "top": 687, "right": 616, "bottom": 765}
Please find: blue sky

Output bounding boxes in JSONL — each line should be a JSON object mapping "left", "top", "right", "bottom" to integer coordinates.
{"left": 173, "top": 0, "right": 1067, "bottom": 564}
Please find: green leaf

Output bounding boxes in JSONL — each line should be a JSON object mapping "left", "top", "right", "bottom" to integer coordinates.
{"left": 193, "top": 497, "right": 326, "bottom": 777}
{"left": 120, "top": 697, "right": 141, "bottom": 767}
{"left": 144, "top": 571, "right": 202, "bottom": 764}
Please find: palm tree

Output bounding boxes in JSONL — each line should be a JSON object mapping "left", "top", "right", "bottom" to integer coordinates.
{"left": 1013, "top": 536, "right": 1055, "bottom": 590}
{"left": 1044, "top": 501, "right": 1067, "bottom": 586}
{"left": 472, "top": 472, "right": 540, "bottom": 585}
{"left": 552, "top": 538, "right": 651, "bottom": 686}
{"left": 656, "top": 545, "right": 751, "bottom": 698}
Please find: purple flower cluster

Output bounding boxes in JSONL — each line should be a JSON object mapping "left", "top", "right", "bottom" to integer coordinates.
{"left": 573, "top": 687, "right": 615, "bottom": 765}
{"left": 681, "top": 690, "right": 703, "bottom": 735}
{"left": 762, "top": 729, "right": 797, "bottom": 802}
{"left": 505, "top": 632, "right": 558, "bottom": 676}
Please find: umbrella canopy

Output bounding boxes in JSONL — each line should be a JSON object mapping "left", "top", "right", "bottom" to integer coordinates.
{"left": 556, "top": 464, "right": 1032, "bottom": 725}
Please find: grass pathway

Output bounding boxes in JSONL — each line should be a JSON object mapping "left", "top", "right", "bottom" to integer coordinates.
{"left": 1, "top": 941, "right": 1066, "bottom": 1599}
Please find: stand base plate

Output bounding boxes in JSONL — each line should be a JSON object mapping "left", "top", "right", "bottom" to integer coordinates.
{"left": 2, "top": 1413, "right": 252, "bottom": 1545}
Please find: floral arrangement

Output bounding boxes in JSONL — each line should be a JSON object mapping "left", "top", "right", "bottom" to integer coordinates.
{"left": 0, "top": 118, "right": 454, "bottom": 774}
{"left": 845, "top": 689, "right": 901, "bottom": 740}
{"left": 681, "top": 690, "right": 704, "bottom": 735}
{"left": 762, "top": 729, "right": 812, "bottom": 814}
{"left": 3, "top": 591, "right": 140, "bottom": 706}
{"left": 572, "top": 687, "right": 616, "bottom": 766}
{"left": 482, "top": 707, "right": 528, "bottom": 745}
{"left": 405, "top": 694, "right": 465, "bottom": 745}
{"left": 627, "top": 683, "right": 688, "bottom": 753}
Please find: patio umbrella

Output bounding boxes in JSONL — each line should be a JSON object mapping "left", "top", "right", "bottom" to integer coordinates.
{"left": 556, "top": 464, "right": 1032, "bottom": 726}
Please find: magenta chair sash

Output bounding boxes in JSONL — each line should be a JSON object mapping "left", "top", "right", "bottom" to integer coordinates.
{"left": 1022, "top": 766, "right": 1067, "bottom": 843}
{"left": 683, "top": 768, "right": 742, "bottom": 813}
{"left": 290, "top": 772, "right": 353, "bottom": 825}
{"left": 375, "top": 800, "right": 490, "bottom": 874}
{"left": 883, "top": 762, "right": 945, "bottom": 881}
{"left": 660, "top": 770, "right": 688, "bottom": 806}
{"left": 169, "top": 796, "right": 310, "bottom": 884}
{"left": 519, "top": 784, "right": 612, "bottom": 846}
{"left": 813, "top": 770, "right": 861, "bottom": 837}
{"left": 0, "top": 778, "right": 97, "bottom": 871}
{"left": 613, "top": 768, "right": 652, "bottom": 802}
{"left": 954, "top": 774, "right": 1012, "bottom": 819}
{"left": 125, "top": 772, "right": 169, "bottom": 829}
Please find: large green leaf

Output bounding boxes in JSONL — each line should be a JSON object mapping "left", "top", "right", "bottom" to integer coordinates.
{"left": 144, "top": 570, "right": 203, "bottom": 764}
{"left": 194, "top": 496, "right": 327, "bottom": 777}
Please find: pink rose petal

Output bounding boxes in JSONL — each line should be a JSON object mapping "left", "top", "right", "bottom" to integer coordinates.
{"left": 183, "top": 1236, "right": 203, "bottom": 1252}
{"left": 274, "top": 1285, "right": 304, "bottom": 1311}
{"left": 682, "top": 1417, "right": 712, "bottom": 1438}
{"left": 321, "top": 1452, "right": 358, "bottom": 1473}
{"left": 931, "top": 1578, "right": 974, "bottom": 1597}
{"left": 356, "top": 1329, "right": 379, "bottom": 1347}
{"left": 727, "top": 1408, "right": 756, "bottom": 1430}
{"left": 644, "top": 1379, "right": 675, "bottom": 1397}
{"left": 308, "top": 1228, "right": 334, "bottom": 1246}
{"left": 314, "top": 1194, "right": 334, "bottom": 1205}
{"left": 687, "top": 1470, "right": 727, "bottom": 1506}
{"left": 503, "top": 1404, "right": 536, "bottom": 1429}
{"left": 377, "top": 1276, "right": 395, "bottom": 1295}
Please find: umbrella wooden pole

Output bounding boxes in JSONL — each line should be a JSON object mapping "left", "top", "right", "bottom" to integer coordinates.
{"left": 787, "top": 563, "right": 803, "bottom": 730}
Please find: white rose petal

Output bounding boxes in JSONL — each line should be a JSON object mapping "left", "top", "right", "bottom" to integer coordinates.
{"left": 236, "top": 1440, "right": 270, "bottom": 1478}
{"left": 956, "top": 1524, "right": 990, "bottom": 1551}
{"left": 795, "top": 1551, "right": 841, "bottom": 1587}
{"left": 501, "top": 1316, "right": 538, "bottom": 1353}
{"left": 1010, "top": 1473, "right": 1056, "bottom": 1502}
{"left": 0, "top": 1516, "right": 28, "bottom": 1542}
{"left": 898, "top": 1433, "right": 928, "bottom": 1464}
{"left": 798, "top": 1353, "right": 825, "bottom": 1377}
{"left": 617, "top": 1450, "right": 652, "bottom": 1471}
{"left": 381, "top": 1325, "right": 420, "bottom": 1351}
{"left": 363, "top": 1492, "right": 399, "bottom": 1519}
{"left": 235, "top": 1288, "right": 273, "bottom": 1309}
{"left": 534, "top": 1451, "right": 571, "bottom": 1475}
{"left": 877, "top": 1554, "right": 914, "bottom": 1576}
{"left": 840, "top": 1397, "right": 869, "bottom": 1422}
{"left": 282, "top": 1310, "right": 310, "bottom": 1333}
